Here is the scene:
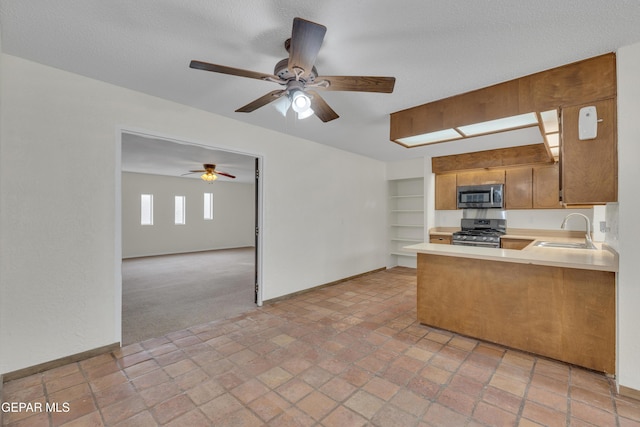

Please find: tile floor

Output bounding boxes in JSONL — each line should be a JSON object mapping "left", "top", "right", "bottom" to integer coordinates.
{"left": 2, "top": 267, "right": 640, "bottom": 426}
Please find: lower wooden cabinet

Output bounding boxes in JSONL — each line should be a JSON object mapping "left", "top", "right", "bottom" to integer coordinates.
{"left": 417, "top": 254, "right": 615, "bottom": 373}
{"left": 429, "top": 235, "right": 451, "bottom": 244}
{"left": 500, "top": 238, "right": 534, "bottom": 250}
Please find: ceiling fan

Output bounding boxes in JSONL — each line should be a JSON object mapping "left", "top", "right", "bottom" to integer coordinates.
{"left": 189, "top": 17, "right": 396, "bottom": 122}
{"left": 181, "top": 164, "right": 236, "bottom": 182}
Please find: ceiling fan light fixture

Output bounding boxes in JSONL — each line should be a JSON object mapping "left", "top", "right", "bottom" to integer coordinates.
{"left": 201, "top": 172, "right": 217, "bottom": 182}
{"left": 290, "top": 89, "right": 312, "bottom": 114}
{"left": 297, "top": 107, "right": 315, "bottom": 120}
{"left": 273, "top": 95, "right": 291, "bottom": 117}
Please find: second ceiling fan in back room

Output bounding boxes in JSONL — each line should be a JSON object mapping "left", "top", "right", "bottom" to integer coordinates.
{"left": 181, "top": 164, "right": 235, "bottom": 183}
{"left": 190, "top": 17, "right": 396, "bottom": 122}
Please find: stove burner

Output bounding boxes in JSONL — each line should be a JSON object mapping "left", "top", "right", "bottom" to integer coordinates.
{"left": 452, "top": 218, "right": 506, "bottom": 248}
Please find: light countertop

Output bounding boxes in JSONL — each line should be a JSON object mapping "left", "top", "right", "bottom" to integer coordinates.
{"left": 406, "top": 234, "right": 618, "bottom": 272}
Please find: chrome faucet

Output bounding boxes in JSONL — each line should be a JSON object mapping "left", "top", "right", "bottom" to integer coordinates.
{"left": 560, "top": 213, "right": 598, "bottom": 249}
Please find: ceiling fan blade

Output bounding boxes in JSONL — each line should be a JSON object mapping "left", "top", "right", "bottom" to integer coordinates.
{"left": 181, "top": 171, "right": 203, "bottom": 176}
{"left": 215, "top": 171, "right": 236, "bottom": 179}
{"left": 288, "top": 18, "right": 326, "bottom": 79}
{"left": 190, "top": 60, "right": 279, "bottom": 82}
{"left": 315, "top": 76, "right": 396, "bottom": 93}
{"left": 307, "top": 90, "right": 339, "bottom": 122}
{"left": 235, "top": 90, "right": 286, "bottom": 113}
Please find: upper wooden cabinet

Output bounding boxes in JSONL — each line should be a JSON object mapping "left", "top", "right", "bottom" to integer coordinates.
{"left": 505, "top": 167, "right": 533, "bottom": 209}
{"left": 435, "top": 173, "right": 457, "bottom": 210}
{"left": 456, "top": 170, "right": 505, "bottom": 186}
{"left": 390, "top": 53, "right": 616, "bottom": 145}
{"left": 435, "top": 164, "right": 562, "bottom": 210}
{"left": 561, "top": 98, "right": 617, "bottom": 205}
{"left": 533, "top": 164, "right": 562, "bottom": 208}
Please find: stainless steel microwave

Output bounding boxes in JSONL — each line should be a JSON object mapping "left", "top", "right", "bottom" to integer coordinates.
{"left": 456, "top": 184, "right": 504, "bottom": 209}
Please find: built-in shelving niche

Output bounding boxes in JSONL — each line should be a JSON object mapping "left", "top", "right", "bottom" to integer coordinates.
{"left": 388, "top": 178, "right": 425, "bottom": 268}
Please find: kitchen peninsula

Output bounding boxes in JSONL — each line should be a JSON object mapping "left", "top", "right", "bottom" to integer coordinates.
{"left": 406, "top": 237, "right": 618, "bottom": 374}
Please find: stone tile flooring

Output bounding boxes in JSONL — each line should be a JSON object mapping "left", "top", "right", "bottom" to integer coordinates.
{"left": 2, "top": 267, "right": 640, "bottom": 426}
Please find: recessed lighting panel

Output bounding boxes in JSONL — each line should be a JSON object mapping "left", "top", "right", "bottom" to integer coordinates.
{"left": 457, "top": 112, "right": 539, "bottom": 136}
{"left": 546, "top": 133, "right": 559, "bottom": 148}
{"left": 396, "top": 129, "right": 462, "bottom": 146}
{"left": 540, "top": 109, "right": 559, "bottom": 134}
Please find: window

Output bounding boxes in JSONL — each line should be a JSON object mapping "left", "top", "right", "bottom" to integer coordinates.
{"left": 140, "top": 194, "right": 153, "bottom": 225}
{"left": 175, "top": 196, "right": 186, "bottom": 225}
{"left": 204, "top": 192, "right": 213, "bottom": 220}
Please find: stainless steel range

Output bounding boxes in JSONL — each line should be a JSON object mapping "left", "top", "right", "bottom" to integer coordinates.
{"left": 452, "top": 218, "right": 506, "bottom": 248}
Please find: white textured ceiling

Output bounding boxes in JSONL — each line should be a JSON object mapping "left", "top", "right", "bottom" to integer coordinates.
{"left": 2, "top": 0, "right": 640, "bottom": 168}
{"left": 121, "top": 133, "right": 257, "bottom": 183}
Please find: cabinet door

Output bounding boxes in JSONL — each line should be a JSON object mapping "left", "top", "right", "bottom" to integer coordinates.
{"left": 561, "top": 98, "right": 617, "bottom": 204}
{"left": 429, "top": 235, "right": 452, "bottom": 244}
{"left": 500, "top": 238, "right": 534, "bottom": 250}
{"left": 435, "top": 174, "right": 457, "bottom": 210}
{"left": 533, "top": 164, "right": 562, "bottom": 208}
{"left": 457, "top": 169, "right": 505, "bottom": 186}
{"left": 505, "top": 167, "right": 532, "bottom": 209}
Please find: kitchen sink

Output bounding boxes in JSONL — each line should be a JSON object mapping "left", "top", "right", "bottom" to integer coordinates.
{"left": 533, "top": 241, "right": 594, "bottom": 249}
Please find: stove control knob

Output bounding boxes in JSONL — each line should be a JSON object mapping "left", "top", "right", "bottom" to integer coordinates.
{"left": 482, "top": 237, "right": 488, "bottom": 241}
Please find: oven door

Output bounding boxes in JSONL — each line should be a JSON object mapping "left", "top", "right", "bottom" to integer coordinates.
{"left": 451, "top": 240, "right": 500, "bottom": 248}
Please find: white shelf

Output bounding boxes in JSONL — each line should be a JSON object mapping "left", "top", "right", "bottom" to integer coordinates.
{"left": 390, "top": 237, "right": 423, "bottom": 243}
{"left": 390, "top": 251, "right": 417, "bottom": 258}
{"left": 388, "top": 177, "right": 425, "bottom": 269}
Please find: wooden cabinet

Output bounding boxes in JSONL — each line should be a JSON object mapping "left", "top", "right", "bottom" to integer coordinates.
{"left": 505, "top": 168, "right": 532, "bottom": 209}
{"left": 435, "top": 173, "right": 457, "bottom": 210}
{"left": 500, "top": 238, "right": 534, "bottom": 250}
{"left": 533, "top": 163, "right": 562, "bottom": 208}
{"left": 561, "top": 98, "right": 617, "bottom": 205}
{"left": 436, "top": 166, "right": 560, "bottom": 210}
{"left": 417, "top": 254, "right": 615, "bottom": 373}
{"left": 429, "top": 235, "right": 451, "bottom": 245}
{"left": 456, "top": 169, "right": 505, "bottom": 186}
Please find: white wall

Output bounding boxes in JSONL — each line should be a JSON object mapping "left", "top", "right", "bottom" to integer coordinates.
{"left": 616, "top": 42, "right": 640, "bottom": 393}
{"left": 386, "top": 157, "right": 424, "bottom": 180}
{"left": 122, "top": 172, "right": 254, "bottom": 258}
{"left": 0, "top": 55, "right": 387, "bottom": 374}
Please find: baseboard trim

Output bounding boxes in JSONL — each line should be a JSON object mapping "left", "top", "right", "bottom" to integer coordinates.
{"left": 264, "top": 267, "right": 387, "bottom": 304}
{"left": 123, "top": 246, "right": 255, "bottom": 260}
{"left": 619, "top": 385, "right": 640, "bottom": 402}
{"left": 1, "top": 342, "right": 120, "bottom": 383}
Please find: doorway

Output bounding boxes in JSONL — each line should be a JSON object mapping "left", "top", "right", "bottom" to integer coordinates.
{"left": 118, "top": 130, "right": 262, "bottom": 345}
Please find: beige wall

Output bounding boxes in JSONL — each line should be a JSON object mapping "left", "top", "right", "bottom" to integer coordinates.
{"left": 0, "top": 55, "right": 387, "bottom": 374}
{"left": 121, "top": 172, "right": 254, "bottom": 258}
{"left": 616, "top": 41, "right": 640, "bottom": 394}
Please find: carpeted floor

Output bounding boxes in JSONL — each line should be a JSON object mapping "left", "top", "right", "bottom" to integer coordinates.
{"left": 122, "top": 247, "right": 256, "bottom": 345}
